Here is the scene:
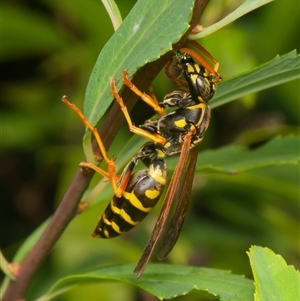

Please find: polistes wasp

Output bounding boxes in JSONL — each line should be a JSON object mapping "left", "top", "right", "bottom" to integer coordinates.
{"left": 62, "top": 40, "right": 222, "bottom": 277}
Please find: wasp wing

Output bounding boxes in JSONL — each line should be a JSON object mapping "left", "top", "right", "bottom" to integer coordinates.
{"left": 134, "top": 132, "right": 194, "bottom": 278}
{"left": 157, "top": 143, "right": 199, "bottom": 260}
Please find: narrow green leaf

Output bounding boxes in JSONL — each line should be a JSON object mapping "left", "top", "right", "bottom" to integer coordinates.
{"left": 101, "top": 0, "right": 122, "bottom": 30}
{"left": 82, "top": 0, "right": 195, "bottom": 162}
{"left": 211, "top": 51, "right": 300, "bottom": 108}
{"left": 191, "top": 0, "right": 274, "bottom": 39}
{"left": 84, "top": 0, "right": 195, "bottom": 127}
{"left": 0, "top": 252, "right": 16, "bottom": 299}
{"left": 205, "top": 171, "right": 299, "bottom": 202}
{"left": 0, "top": 251, "right": 15, "bottom": 280}
{"left": 44, "top": 264, "right": 254, "bottom": 301}
{"left": 248, "top": 246, "right": 300, "bottom": 301}
{"left": 36, "top": 286, "right": 76, "bottom": 301}
{"left": 13, "top": 220, "right": 49, "bottom": 263}
{"left": 193, "top": 135, "right": 299, "bottom": 173}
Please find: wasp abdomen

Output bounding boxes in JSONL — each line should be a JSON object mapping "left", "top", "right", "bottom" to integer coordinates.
{"left": 92, "top": 158, "right": 167, "bottom": 238}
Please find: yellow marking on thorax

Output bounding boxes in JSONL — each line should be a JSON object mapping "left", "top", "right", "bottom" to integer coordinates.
{"left": 162, "top": 143, "right": 170, "bottom": 151}
{"left": 174, "top": 119, "right": 187, "bottom": 128}
{"left": 192, "top": 137, "right": 203, "bottom": 145}
{"left": 196, "top": 101, "right": 207, "bottom": 126}
{"left": 186, "top": 102, "right": 205, "bottom": 110}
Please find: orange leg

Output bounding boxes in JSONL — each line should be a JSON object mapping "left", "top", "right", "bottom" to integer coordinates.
{"left": 110, "top": 78, "right": 166, "bottom": 145}
{"left": 164, "top": 59, "right": 189, "bottom": 89}
{"left": 148, "top": 85, "right": 159, "bottom": 104}
{"left": 62, "top": 96, "right": 124, "bottom": 197}
{"left": 122, "top": 70, "right": 165, "bottom": 115}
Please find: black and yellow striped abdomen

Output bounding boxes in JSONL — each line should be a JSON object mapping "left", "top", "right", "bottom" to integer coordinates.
{"left": 92, "top": 157, "right": 167, "bottom": 238}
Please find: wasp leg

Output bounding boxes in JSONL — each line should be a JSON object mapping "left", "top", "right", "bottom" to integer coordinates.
{"left": 79, "top": 159, "right": 139, "bottom": 200}
{"left": 147, "top": 85, "right": 159, "bottom": 104}
{"left": 164, "top": 58, "right": 189, "bottom": 89}
{"left": 110, "top": 78, "right": 166, "bottom": 145}
{"left": 121, "top": 70, "right": 165, "bottom": 115}
{"left": 62, "top": 96, "right": 122, "bottom": 196}
{"left": 164, "top": 59, "right": 175, "bottom": 81}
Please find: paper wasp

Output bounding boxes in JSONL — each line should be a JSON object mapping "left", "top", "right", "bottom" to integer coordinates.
{"left": 62, "top": 40, "right": 222, "bottom": 277}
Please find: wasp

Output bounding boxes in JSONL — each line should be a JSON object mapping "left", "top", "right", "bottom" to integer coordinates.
{"left": 62, "top": 41, "right": 222, "bottom": 277}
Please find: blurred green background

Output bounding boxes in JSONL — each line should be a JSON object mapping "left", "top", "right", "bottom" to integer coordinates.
{"left": 1, "top": 0, "right": 299, "bottom": 300}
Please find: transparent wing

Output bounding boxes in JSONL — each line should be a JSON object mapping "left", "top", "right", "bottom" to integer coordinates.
{"left": 157, "top": 144, "right": 198, "bottom": 260}
{"left": 134, "top": 132, "right": 194, "bottom": 277}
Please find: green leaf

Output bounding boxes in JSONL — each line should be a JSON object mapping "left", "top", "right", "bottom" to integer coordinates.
{"left": 82, "top": 0, "right": 195, "bottom": 162}
{"left": 44, "top": 264, "right": 254, "bottom": 301}
{"left": 248, "top": 246, "right": 300, "bottom": 301}
{"left": 13, "top": 220, "right": 49, "bottom": 263}
{"left": 83, "top": 45, "right": 300, "bottom": 168}
{"left": 101, "top": 0, "right": 122, "bottom": 30}
{"left": 191, "top": 0, "right": 275, "bottom": 39}
{"left": 0, "top": 251, "right": 15, "bottom": 280}
{"left": 194, "top": 135, "right": 300, "bottom": 173}
{"left": 211, "top": 51, "right": 300, "bottom": 109}
{"left": 84, "top": 0, "right": 195, "bottom": 126}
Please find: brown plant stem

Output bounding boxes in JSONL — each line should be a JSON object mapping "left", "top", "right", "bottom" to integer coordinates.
{"left": 3, "top": 1, "right": 209, "bottom": 300}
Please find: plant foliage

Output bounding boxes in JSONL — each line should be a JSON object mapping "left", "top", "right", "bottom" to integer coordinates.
{"left": 1, "top": 0, "right": 299, "bottom": 300}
